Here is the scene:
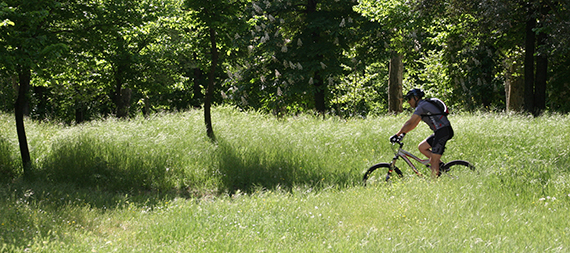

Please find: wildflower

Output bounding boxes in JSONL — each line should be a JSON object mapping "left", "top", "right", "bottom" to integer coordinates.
{"left": 262, "top": 32, "right": 270, "bottom": 43}
{"left": 267, "top": 14, "right": 276, "bottom": 22}
{"left": 252, "top": 3, "right": 263, "bottom": 13}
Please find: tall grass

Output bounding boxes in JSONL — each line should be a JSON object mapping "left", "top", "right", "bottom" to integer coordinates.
{"left": 0, "top": 136, "right": 16, "bottom": 180}
{"left": 1, "top": 108, "right": 569, "bottom": 252}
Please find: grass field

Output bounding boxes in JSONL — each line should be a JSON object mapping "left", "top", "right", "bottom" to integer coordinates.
{"left": 1, "top": 107, "right": 569, "bottom": 252}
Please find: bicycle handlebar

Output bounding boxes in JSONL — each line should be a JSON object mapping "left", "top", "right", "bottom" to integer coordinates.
{"left": 389, "top": 134, "right": 406, "bottom": 152}
{"left": 390, "top": 133, "right": 406, "bottom": 145}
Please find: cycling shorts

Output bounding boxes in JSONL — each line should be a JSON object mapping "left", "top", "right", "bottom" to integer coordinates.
{"left": 426, "top": 126, "right": 454, "bottom": 155}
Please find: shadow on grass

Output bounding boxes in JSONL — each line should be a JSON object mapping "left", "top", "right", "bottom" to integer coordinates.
{"left": 0, "top": 134, "right": 184, "bottom": 250}
{"left": 214, "top": 139, "right": 347, "bottom": 194}
{"left": 34, "top": 134, "right": 180, "bottom": 195}
{"left": 0, "top": 134, "right": 355, "bottom": 250}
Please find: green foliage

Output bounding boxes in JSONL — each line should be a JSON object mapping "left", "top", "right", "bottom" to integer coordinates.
{"left": 2, "top": 0, "right": 570, "bottom": 124}
{"left": 548, "top": 56, "right": 570, "bottom": 112}
{"left": 0, "top": 73, "right": 15, "bottom": 112}
{"left": 331, "top": 62, "right": 389, "bottom": 117}
{"left": 1, "top": 0, "right": 219, "bottom": 122}
{"left": 0, "top": 0, "right": 69, "bottom": 71}
{"left": 227, "top": 0, "right": 386, "bottom": 114}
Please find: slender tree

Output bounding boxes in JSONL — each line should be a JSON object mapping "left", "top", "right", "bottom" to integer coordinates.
{"left": 0, "top": 0, "right": 72, "bottom": 176}
{"left": 355, "top": 0, "right": 429, "bottom": 113}
{"left": 185, "top": 0, "right": 248, "bottom": 141}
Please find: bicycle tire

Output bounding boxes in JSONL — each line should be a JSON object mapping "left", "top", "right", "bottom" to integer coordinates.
{"left": 440, "top": 160, "right": 476, "bottom": 178}
{"left": 363, "top": 163, "right": 403, "bottom": 186}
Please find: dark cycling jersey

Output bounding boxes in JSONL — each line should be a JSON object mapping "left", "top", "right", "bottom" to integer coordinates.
{"left": 413, "top": 99, "right": 452, "bottom": 132}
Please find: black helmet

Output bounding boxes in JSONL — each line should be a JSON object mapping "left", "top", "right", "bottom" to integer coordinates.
{"left": 405, "top": 88, "right": 425, "bottom": 100}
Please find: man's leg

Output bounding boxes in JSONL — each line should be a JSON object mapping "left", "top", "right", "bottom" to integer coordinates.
{"left": 430, "top": 153, "right": 442, "bottom": 178}
{"left": 418, "top": 139, "right": 432, "bottom": 158}
{"left": 419, "top": 138, "right": 442, "bottom": 178}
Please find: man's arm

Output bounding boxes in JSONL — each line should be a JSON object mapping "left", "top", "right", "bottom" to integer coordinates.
{"left": 396, "top": 114, "right": 422, "bottom": 135}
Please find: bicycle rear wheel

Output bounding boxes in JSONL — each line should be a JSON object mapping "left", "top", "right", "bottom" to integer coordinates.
{"left": 363, "top": 163, "right": 402, "bottom": 186}
{"left": 441, "top": 160, "right": 476, "bottom": 178}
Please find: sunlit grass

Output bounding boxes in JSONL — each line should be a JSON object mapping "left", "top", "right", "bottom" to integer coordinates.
{"left": 1, "top": 108, "right": 569, "bottom": 252}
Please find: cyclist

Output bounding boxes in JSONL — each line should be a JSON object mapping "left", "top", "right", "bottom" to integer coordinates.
{"left": 390, "top": 88, "right": 454, "bottom": 178}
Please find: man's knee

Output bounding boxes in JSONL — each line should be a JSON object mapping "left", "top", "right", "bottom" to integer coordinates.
{"left": 418, "top": 140, "right": 430, "bottom": 151}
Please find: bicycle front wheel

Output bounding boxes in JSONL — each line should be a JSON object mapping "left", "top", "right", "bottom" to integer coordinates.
{"left": 441, "top": 160, "right": 476, "bottom": 178}
{"left": 363, "top": 163, "right": 402, "bottom": 186}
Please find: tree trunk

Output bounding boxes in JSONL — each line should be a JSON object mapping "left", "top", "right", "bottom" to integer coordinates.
{"left": 15, "top": 65, "right": 32, "bottom": 177}
{"left": 535, "top": 32, "right": 547, "bottom": 114}
{"left": 192, "top": 53, "right": 204, "bottom": 108}
{"left": 313, "top": 71, "right": 326, "bottom": 114}
{"left": 193, "top": 68, "right": 204, "bottom": 105}
{"left": 113, "top": 66, "right": 131, "bottom": 118}
{"left": 505, "top": 60, "right": 524, "bottom": 112}
{"left": 33, "top": 86, "right": 48, "bottom": 119}
{"left": 534, "top": 4, "right": 549, "bottom": 114}
{"left": 113, "top": 36, "right": 131, "bottom": 118}
{"left": 523, "top": 6, "right": 536, "bottom": 113}
{"left": 205, "top": 27, "right": 218, "bottom": 142}
{"left": 307, "top": 0, "right": 326, "bottom": 114}
{"left": 75, "top": 101, "right": 86, "bottom": 124}
{"left": 388, "top": 53, "right": 403, "bottom": 114}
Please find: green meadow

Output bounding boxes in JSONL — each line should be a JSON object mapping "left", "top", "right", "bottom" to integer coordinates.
{"left": 1, "top": 107, "right": 569, "bottom": 252}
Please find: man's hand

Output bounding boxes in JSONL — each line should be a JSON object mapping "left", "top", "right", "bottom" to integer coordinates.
{"left": 389, "top": 133, "right": 405, "bottom": 143}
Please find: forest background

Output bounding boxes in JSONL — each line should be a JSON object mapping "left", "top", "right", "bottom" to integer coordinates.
{"left": 1, "top": 0, "right": 570, "bottom": 178}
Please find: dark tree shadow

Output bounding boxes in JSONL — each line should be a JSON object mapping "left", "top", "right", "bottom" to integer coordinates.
{"left": 214, "top": 139, "right": 335, "bottom": 194}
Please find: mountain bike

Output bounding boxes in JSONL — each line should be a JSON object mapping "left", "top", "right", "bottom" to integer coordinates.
{"left": 363, "top": 135, "right": 475, "bottom": 185}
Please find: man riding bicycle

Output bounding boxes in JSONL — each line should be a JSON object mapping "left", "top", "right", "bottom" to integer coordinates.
{"left": 390, "top": 88, "right": 454, "bottom": 178}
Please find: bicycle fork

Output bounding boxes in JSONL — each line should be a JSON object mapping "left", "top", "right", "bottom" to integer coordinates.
{"left": 386, "top": 154, "right": 427, "bottom": 181}
{"left": 386, "top": 155, "right": 403, "bottom": 181}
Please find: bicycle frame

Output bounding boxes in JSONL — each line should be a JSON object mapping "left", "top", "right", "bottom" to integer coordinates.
{"left": 390, "top": 141, "right": 430, "bottom": 177}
